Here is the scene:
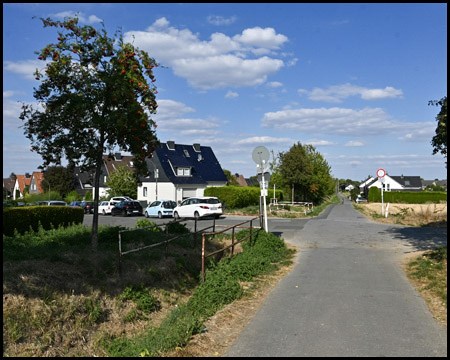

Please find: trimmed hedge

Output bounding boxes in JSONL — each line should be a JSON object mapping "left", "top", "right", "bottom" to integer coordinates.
{"left": 368, "top": 188, "right": 447, "bottom": 204}
{"left": 204, "top": 186, "right": 283, "bottom": 209}
{"left": 3, "top": 206, "right": 84, "bottom": 236}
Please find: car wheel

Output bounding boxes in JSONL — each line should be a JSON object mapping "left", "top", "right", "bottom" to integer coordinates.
{"left": 158, "top": 211, "right": 162, "bottom": 219}
{"left": 111, "top": 211, "right": 116, "bottom": 217}
{"left": 122, "top": 210, "right": 127, "bottom": 217}
{"left": 194, "top": 211, "right": 200, "bottom": 220}
{"left": 145, "top": 211, "right": 149, "bottom": 218}
{"left": 173, "top": 211, "right": 180, "bottom": 220}
{"left": 102, "top": 210, "right": 106, "bottom": 215}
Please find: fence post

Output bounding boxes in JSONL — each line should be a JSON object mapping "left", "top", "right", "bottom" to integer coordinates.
{"left": 201, "top": 233, "right": 206, "bottom": 282}
{"left": 250, "top": 219, "right": 253, "bottom": 247}
{"left": 118, "top": 231, "right": 122, "bottom": 275}
{"left": 194, "top": 217, "right": 197, "bottom": 248}
{"left": 231, "top": 227, "right": 235, "bottom": 256}
{"left": 165, "top": 224, "right": 169, "bottom": 258}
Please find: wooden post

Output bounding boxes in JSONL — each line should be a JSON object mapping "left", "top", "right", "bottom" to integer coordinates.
{"left": 118, "top": 231, "right": 122, "bottom": 275}
{"left": 231, "top": 227, "right": 235, "bottom": 256}
{"left": 250, "top": 219, "right": 253, "bottom": 247}
{"left": 201, "top": 233, "right": 206, "bottom": 282}
{"left": 165, "top": 224, "right": 168, "bottom": 258}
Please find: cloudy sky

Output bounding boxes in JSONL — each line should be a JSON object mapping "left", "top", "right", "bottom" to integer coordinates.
{"left": 3, "top": 3, "right": 447, "bottom": 182}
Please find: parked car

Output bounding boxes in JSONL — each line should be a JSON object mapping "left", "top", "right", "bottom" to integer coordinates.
{"left": 40, "top": 200, "right": 67, "bottom": 206}
{"left": 80, "top": 201, "right": 95, "bottom": 214}
{"left": 355, "top": 196, "right": 368, "bottom": 203}
{"left": 111, "top": 200, "right": 143, "bottom": 217}
{"left": 110, "top": 196, "right": 134, "bottom": 204}
{"left": 98, "top": 200, "right": 116, "bottom": 215}
{"left": 173, "top": 197, "right": 222, "bottom": 220}
{"left": 144, "top": 200, "right": 177, "bottom": 218}
{"left": 68, "top": 201, "right": 83, "bottom": 207}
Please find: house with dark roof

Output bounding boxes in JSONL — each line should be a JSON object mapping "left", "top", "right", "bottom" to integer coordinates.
{"left": 359, "top": 174, "right": 423, "bottom": 196}
{"left": 137, "top": 141, "right": 227, "bottom": 203}
{"left": 3, "top": 177, "right": 16, "bottom": 199}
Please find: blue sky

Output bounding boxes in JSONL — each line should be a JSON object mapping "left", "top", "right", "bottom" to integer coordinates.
{"left": 3, "top": 3, "right": 447, "bottom": 182}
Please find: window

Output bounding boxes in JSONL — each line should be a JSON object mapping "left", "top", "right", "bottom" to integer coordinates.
{"left": 184, "top": 150, "right": 190, "bottom": 157}
{"left": 143, "top": 187, "right": 147, "bottom": 197}
{"left": 177, "top": 167, "right": 190, "bottom": 176}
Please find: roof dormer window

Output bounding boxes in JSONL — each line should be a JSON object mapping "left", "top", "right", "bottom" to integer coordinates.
{"left": 177, "top": 167, "right": 191, "bottom": 176}
{"left": 184, "top": 150, "right": 190, "bottom": 157}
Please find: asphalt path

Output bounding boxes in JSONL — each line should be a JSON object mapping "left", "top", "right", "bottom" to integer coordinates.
{"left": 225, "top": 197, "right": 447, "bottom": 357}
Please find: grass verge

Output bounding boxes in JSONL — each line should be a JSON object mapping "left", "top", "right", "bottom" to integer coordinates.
{"left": 404, "top": 246, "right": 447, "bottom": 325}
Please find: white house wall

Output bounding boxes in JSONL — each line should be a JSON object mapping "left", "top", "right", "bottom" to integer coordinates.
{"left": 368, "top": 176, "right": 403, "bottom": 191}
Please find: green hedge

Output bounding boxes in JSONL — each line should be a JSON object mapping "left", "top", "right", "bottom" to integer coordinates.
{"left": 204, "top": 186, "right": 283, "bottom": 209}
{"left": 368, "top": 188, "right": 447, "bottom": 204}
{"left": 3, "top": 206, "right": 84, "bottom": 236}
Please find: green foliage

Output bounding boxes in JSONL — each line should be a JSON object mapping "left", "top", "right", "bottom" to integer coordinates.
{"left": 84, "top": 190, "right": 93, "bottom": 201}
{"left": 278, "top": 142, "right": 335, "bottom": 204}
{"left": 368, "top": 189, "right": 446, "bottom": 203}
{"left": 368, "top": 187, "right": 381, "bottom": 202}
{"left": 135, "top": 218, "right": 162, "bottom": 232}
{"left": 65, "top": 189, "right": 82, "bottom": 203}
{"left": 118, "top": 283, "right": 161, "bottom": 314}
{"left": 3, "top": 206, "right": 84, "bottom": 236}
{"left": 105, "top": 165, "right": 138, "bottom": 199}
{"left": 166, "top": 221, "right": 190, "bottom": 234}
{"left": 24, "top": 190, "right": 63, "bottom": 203}
{"left": 223, "top": 169, "right": 240, "bottom": 186}
{"left": 204, "top": 186, "right": 283, "bottom": 209}
{"left": 42, "top": 166, "right": 76, "bottom": 198}
{"left": 429, "top": 96, "right": 447, "bottom": 159}
{"left": 350, "top": 187, "right": 361, "bottom": 201}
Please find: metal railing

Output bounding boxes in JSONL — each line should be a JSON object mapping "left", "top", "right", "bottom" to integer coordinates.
{"left": 118, "top": 216, "right": 217, "bottom": 274}
{"left": 200, "top": 215, "right": 263, "bottom": 282}
{"left": 269, "top": 201, "right": 314, "bottom": 215}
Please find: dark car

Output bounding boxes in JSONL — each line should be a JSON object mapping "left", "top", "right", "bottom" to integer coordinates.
{"left": 68, "top": 201, "right": 83, "bottom": 207}
{"left": 80, "top": 201, "right": 95, "bottom": 214}
{"left": 111, "top": 200, "right": 143, "bottom": 217}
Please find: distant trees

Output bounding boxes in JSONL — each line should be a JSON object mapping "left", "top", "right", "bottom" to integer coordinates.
{"left": 43, "top": 166, "right": 75, "bottom": 198}
{"left": 104, "top": 165, "right": 138, "bottom": 199}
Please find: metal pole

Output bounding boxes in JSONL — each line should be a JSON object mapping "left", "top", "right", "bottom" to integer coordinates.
{"left": 262, "top": 160, "right": 268, "bottom": 232}
{"left": 381, "top": 180, "right": 384, "bottom": 216}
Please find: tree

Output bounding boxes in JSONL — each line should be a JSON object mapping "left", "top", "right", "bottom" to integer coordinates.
{"left": 429, "top": 96, "right": 447, "bottom": 162}
{"left": 43, "top": 165, "right": 75, "bottom": 198}
{"left": 105, "top": 165, "right": 138, "bottom": 199}
{"left": 279, "top": 142, "right": 312, "bottom": 202}
{"left": 223, "top": 169, "right": 239, "bottom": 186}
{"left": 20, "top": 16, "right": 160, "bottom": 250}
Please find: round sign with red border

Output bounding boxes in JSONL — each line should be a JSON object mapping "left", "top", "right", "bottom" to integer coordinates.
{"left": 377, "top": 168, "right": 386, "bottom": 178}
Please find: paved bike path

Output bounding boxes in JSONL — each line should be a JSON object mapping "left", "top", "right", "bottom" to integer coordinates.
{"left": 226, "top": 201, "right": 447, "bottom": 357}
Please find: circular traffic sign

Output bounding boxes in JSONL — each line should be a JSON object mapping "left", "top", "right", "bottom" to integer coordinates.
{"left": 252, "top": 146, "right": 270, "bottom": 164}
{"left": 377, "top": 168, "right": 386, "bottom": 178}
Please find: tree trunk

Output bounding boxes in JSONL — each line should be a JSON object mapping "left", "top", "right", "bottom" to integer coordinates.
{"left": 91, "top": 133, "right": 105, "bottom": 252}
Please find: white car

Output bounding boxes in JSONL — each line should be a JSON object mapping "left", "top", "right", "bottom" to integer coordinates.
{"left": 173, "top": 196, "right": 222, "bottom": 220}
{"left": 98, "top": 201, "right": 116, "bottom": 215}
{"left": 110, "top": 196, "right": 134, "bottom": 203}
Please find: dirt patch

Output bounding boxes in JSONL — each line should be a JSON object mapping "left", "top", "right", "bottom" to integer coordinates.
{"left": 355, "top": 202, "right": 447, "bottom": 227}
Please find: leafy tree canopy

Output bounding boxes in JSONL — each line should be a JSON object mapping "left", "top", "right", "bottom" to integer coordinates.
{"left": 429, "top": 96, "right": 447, "bottom": 160}
{"left": 43, "top": 165, "right": 75, "bottom": 198}
{"left": 105, "top": 165, "right": 138, "bottom": 199}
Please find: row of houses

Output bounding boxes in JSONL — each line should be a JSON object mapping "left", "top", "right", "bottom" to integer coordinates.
{"left": 358, "top": 174, "right": 447, "bottom": 197}
{"left": 4, "top": 142, "right": 228, "bottom": 204}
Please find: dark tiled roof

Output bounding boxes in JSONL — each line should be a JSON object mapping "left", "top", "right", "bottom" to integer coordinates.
{"left": 390, "top": 176, "right": 422, "bottom": 188}
{"left": 153, "top": 143, "right": 227, "bottom": 185}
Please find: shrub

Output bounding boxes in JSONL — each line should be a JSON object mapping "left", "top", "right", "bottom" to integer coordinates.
{"left": 204, "top": 186, "right": 283, "bottom": 209}
{"left": 3, "top": 206, "right": 84, "bottom": 236}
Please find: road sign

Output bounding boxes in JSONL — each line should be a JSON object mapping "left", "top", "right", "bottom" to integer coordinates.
{"left": 257, "top": 172, "right": 270, "bottom": 188}
{"left": 376, "top": 168, "right": 386, "bottom": 178}
{"left": 252, "top": 146, "right": 270, "bottom": 165}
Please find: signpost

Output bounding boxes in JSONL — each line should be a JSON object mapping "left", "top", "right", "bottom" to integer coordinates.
{"left": 377, "top": 168, "right": 386, "bottom": 216}
{"left": 252, "top": 146, "right": 270, "bottom": 232}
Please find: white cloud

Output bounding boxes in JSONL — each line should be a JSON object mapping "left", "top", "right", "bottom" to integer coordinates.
{"left": 298, "top": 83, "right": 403, "bottom": 102}
{"left": 124, "top": 18, "right": 288, "bottom": 89}
{"left": 345, "top": 140, "right": 365, "bottom": 147}
{"left": 261, "top": 107, "right": 433, "bottom": 137}
{"left": 225, "top": 90, "right": 239, "bottom": 98}
{"left": 267, "top": 81, "right": 283, "bottom": 88}
{"left": 207, "top": 15, "right": 237, "bottom": 26}
{"left": 236, "top": 136, "right": 294, "bottom": 145}
{"left": 233, "top": 27, "right": 288, "bottom": 49}
{"left": 304, "top": 139, "right": 335, "bottom": 146}
{"left": 50, "top": 11, "right": 102, "bottom": 24}
{"left": 4, "top": 60, "right": 48, "bottom": 80}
